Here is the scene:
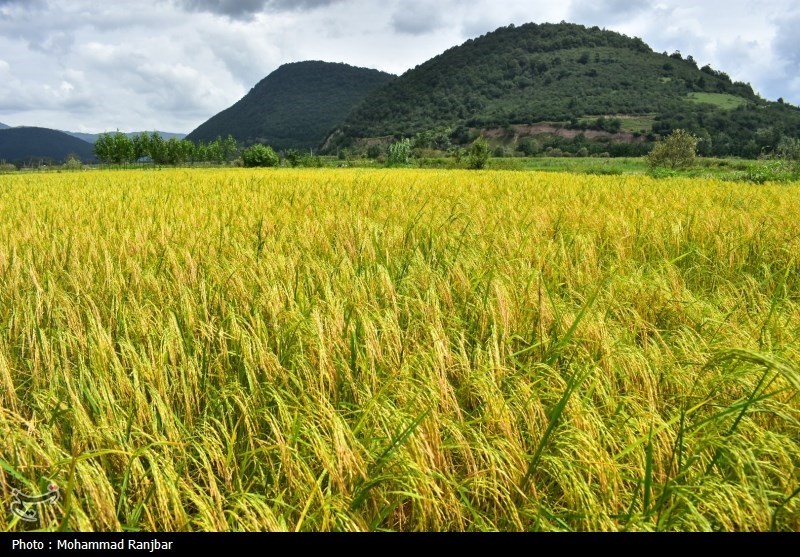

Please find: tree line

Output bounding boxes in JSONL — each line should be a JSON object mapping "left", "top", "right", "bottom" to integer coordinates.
{"left": 94, "top": 132, "right": 239, "bottom": 165}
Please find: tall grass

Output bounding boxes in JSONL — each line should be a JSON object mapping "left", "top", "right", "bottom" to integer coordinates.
{"left": 1, "top": 168, "right": 798, "bottom": 531}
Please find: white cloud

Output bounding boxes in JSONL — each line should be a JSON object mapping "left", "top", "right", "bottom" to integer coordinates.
{"left": 0, "top": 0, "right": 797, "bottom": 132}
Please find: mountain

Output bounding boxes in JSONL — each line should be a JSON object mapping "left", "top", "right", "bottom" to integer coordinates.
{"left": 0, "top": 127, "right": 96, "bottom": 164}
{"left": 186, "top": 61, "right": 395, "bottom": 151}
{"left": 328, "top": 22, "right": 800, "bottom": 157}
{"left": 0, "top": 122, "right": 9, "bottom": 130}
{"left": 66, "top": 131, "right": 187, "bottom": 143}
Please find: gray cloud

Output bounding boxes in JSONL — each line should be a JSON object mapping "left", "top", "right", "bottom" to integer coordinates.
{"left": 0, "top": 0, "right": 47, "bottom": 15}
{"left": 762, "top": 11, "right": 800, "bottom": 102}
{"left": 461, "top": 16, "right": 514, "bottom": 41}
{"left": 28, "top": 30, "right": 75, "bottom": 55}
{"left": 390, "top": 1, "right": 446, "bottom": 36}
{"left": 261, "top": 0, "right": 343, "bottom": 8}
{"left": 457, "top": 1, "right": 555, "bottom": 41}
{"left": 569, "top": 0, "right": 652, "bottom": 26}
{"left": 178, "top": 0, "right": 343, "bottom": 19}
{"left": 773, "top": 12, "right": 800, "bottom": 65}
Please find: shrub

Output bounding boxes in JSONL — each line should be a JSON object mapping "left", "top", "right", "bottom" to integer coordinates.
{"left": 738, "top": 160, "right": 795, "bottom": 184}
{"left": 776, "top": 137, "right": 800, "bottom": 160}
{"left": 64, "top": 154, "right": 82, "bottom": 170}
{"left": 517, "top": 138, "right": 541, "bottom": 156}
{"left": 450, "top": 147, "right": 465, "bottom": 163}
{"left": 467, "top": 137, "right": 490, "bottom": 169}
{"left": 776, "top": 137, "right": 800, "bottom": 173}
{"left": 285, "top": 150, "right": 302, "bottom": 167}
{"left": 301, "top": 154, "right": 324, "bottom": 168}
{"left": 387, "top": 139, "right": 412, "bottom": 166}
{"left": 242, "top": 144, "right": 279, "bottom": 168}
{"left": 647, "top": 129, "right": 698, "bottom": 170}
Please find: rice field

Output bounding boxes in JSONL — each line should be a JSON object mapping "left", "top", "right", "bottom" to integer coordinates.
{"left": 1, "top": 168, "right": 799, "bottom": 531}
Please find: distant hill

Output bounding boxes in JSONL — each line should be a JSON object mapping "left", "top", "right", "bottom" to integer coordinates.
{"left": 67, "top": 130, "right": 187, "bottom": 143}
{"left": 0, "top": 127, "right": 96, "bottom": 164}
{"left": 328, "top": 22, "right": 800, "bottom": 157}
{"left": 0, "top": 122, "right": 9, "bottom": 130}
{"left": 187, "top": 61, "right": 395, "bottom": 151}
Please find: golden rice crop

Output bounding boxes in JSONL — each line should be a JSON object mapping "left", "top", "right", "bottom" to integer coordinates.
{"left": 0, "top": 168, "right": 798, "bottom": 531}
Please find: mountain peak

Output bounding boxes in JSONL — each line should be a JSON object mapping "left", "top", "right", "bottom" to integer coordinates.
{"left": 186, "top": 60, "right": 395, "bottom": 150}
{"left": 329, "top": 21, "right": 799, "bottom": 157}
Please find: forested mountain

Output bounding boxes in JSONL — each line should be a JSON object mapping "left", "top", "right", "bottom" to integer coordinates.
{"left": 327, "top": 22, "right": 800, "bottom": 157}
{"left": 0, "top": 127, "right": 95, "bottom": 164}
{"left": 3, "top": 23, "right": 798, "bottom": 159}
{"left": 187, "top": 61, "right": 395, "bottom": 150}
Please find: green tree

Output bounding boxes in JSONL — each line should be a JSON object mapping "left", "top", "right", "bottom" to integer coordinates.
{"left": 133, "top": 133, "right": 150, "bottom": 161}
{"left": 696, "top": 129, "right": 713, "bottom": 157}
{"left": 180, "top": 140, "right": 196, "bottom": 164}
{"left": 206, "top": 137, "right": 225, "bottom": 164}
{"left": 148, "top": 132, "right": 167, "bottom": 165}
{"left": 94, "top": 133, "right": 114, "bottom": 164}
{"left": 647, "top": 129, "right": 698, "bottom": 170}
{"left": 94, "top": 131, "right": 134, "bottom": 165}
{"left": 162, "top": 138, "right": 195, "bottom": 165}
{"left": 222, "top": 135, "right": 239, "bottom": 163}
{"left": 467, "top": 136, "right": 490, "bottom": 169}
{"left": 242, "top": 144, "right": 279, "bottom": 167}
{"left": 194, "top": 141, "right": 209, "bottom": 163}
{"left": 111, "top": 131, "right": 135, "bottom": 165}
{"left": 413, "top": 127, "right": 452, "bottom": 151}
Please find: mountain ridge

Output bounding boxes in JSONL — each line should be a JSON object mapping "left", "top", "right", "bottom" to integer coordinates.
{"left": 326, "top": 22, "right": 800, "bottom": 157}
{"left": 0, "top": 127, "right": 96, "bottom": 164}
{"left": 186, "top": 60, "right": 395, "bottom": 150}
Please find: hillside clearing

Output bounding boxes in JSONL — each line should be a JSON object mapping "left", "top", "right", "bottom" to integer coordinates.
{"left": 686, "top": 92, "right": 749, "bottom": 110}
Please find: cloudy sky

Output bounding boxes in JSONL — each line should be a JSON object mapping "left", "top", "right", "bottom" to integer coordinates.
{"left": 1, "top": 0, "right": 798, "bottom": 133}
